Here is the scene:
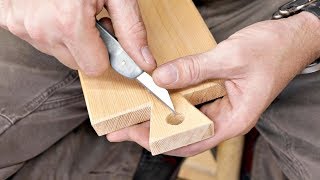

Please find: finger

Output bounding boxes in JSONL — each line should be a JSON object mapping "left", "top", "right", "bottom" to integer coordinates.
{"left": 107, "top": 121, "right": 150, "bottom": 150}
{"left": 166, "top": 98, "right": 233, "bottom": 157}
{"left": 201, "top": 98, "right": 233, "bottom": 133}
{"left": 152, "top": 42, "right": 244, "bottom": 89}
{"left": 106, "top": 0, "right": 156, "bottom": 72}
{"left": 27, "top": 40, "right": 77, "bottom": 69}
{"left": 203, "top": 81, "right": 254, "bottom": 136}
{"left": 168, "top": 81, "right": 257, "bottom": 157}
{"left": 202, "top": 83, "right": 248, "bottom": 136}
{"left": 128, "top": 122, "right": 150, "bottom": 149}
{"left": 152, "top": 52, "right": 209, "bottom": 89}
{"left": 154, "top": 71, "right": 256, "bottom": 157}
{"left": 63, "top": 4, "right": 109, "bottom": 77}
{"left": 54, "top": 18, "right": 113, "bottom": 70}
{"left": 107, "top": 128, "right": 130, "bottom": 142}
{"left": 0, "top": 23, "right": 8, "bottom": 31}
{"left": 165, "top": 131, "right": 225, "bottom": 157}
{"left": 0, "top": 0, "right": 9, "bottom": 29}
{"left": 50, "top": 44, "right": 79, "bottom": 70}
{"left": 99, "top": 17, "right": 114, "bottom": 35}
{"left": 6, "top": 8, "right": 29, "bottom": 40}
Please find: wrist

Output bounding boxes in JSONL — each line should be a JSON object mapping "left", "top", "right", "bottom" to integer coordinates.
{"left": 295, "top": 12, "right": 320, "bottom": 59}
{"left": 301, "top": 11, "right": 320, "bottom": 58}
{"left": 282, "top": 11, "right": 320, "bottom": 66}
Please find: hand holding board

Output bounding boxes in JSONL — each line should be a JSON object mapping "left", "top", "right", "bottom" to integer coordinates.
{"left": 79, "top": 0, "right": 226, "bottom": 155}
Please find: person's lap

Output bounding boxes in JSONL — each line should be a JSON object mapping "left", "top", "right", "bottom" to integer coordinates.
{"left": 0, "top": 28, "right": 141, "bottom": 179}
{"left": 1, "top": 0, "right": 319, "bottom": 179}
{"left": 253, "top": 72, "right": 320, "bottom": 180}
{"left": 10, "top": 121, "right": 142, "bottom": 180}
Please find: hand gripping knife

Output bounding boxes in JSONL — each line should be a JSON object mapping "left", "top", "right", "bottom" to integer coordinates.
{"left": 96, "top": 22, "right": 175, "bottom": 112}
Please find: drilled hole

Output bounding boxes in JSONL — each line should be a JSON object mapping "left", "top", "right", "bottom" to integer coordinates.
{"left": 166, "top": 113, "right": 184, "bottom": 125}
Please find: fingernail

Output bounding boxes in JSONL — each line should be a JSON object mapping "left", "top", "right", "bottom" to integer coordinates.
{"left": 141, "top": 46, "right": 156, "bottom": 65}
{"left": 154, "top": 64, "right": 178, "bottom": 85}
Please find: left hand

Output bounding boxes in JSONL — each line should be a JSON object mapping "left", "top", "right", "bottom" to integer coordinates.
{"left": 107, "top": 12, "right": 320, "bottom": 157}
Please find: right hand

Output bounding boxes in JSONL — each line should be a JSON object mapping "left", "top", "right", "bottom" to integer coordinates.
{"left": 0, "top": 0, "right": 156, "bottom": 76}
{"left": 106, "top": 12, "right": 320, "bottom": 157}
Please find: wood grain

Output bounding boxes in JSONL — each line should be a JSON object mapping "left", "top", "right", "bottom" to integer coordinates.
{"left": 79, "top": 0, "right": 226, "bottom": 155}
{"left": 178, "top": 136, "right": 244, "bottom": 180}
{"left": 215, "top": 136, "right": 244, "bottom": 180}
{"left": 179, "top": 150, "right": 218, "bottom": 180}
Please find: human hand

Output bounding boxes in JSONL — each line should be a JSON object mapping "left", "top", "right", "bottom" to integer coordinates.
{"left": 0, "top": 0, "right": 156, "bottom": 76}
{"left": 106, "top": 12, "right": 320, "bottom": 156}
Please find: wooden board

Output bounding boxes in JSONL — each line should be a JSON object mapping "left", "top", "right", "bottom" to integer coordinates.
{"left": 178, "top": 136, "right": 244, "bottom": 180}
{"left": 79, "top": 0, "right": 226, "bottom": 155}
{"left": 179, "top": 150, "right": 218, "bottom": 180}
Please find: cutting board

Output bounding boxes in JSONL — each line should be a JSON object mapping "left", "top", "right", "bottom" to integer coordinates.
{"left": 79, "top": 0, "right": 226, "bottom": 155}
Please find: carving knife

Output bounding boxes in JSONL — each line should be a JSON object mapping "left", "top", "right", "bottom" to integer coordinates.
{"left": 96, "top": 22, "right": 175, "bottom": 112}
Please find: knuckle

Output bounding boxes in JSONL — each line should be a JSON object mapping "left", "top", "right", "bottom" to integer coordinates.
{"left": 55, "top": 15, "right": 77, "bottom": 40}
{"left": 57, "top": 0, "right": 81, "bottom": 17}
{"left": 6, "top": 18, "right": 17, "bottom": 33}
{"left": 6, "top": 18, "right": 25, "bottom": 37}
{"left": 127, "top": 21, "right": 147, "bottom": 38}
{"left": 55, "top": 2, "right": 82, "bottom": 38}
{"left": 182, "top": 56, "right": 203, "bottom": 84}
{"left": 0, "top": 0, "right": 8, "bottom": 27}
{"left": 24, "top": 19, "right": 45, "bottom": 42}
{"left": 56, "top": 17, "right": 76, "bottom": 38}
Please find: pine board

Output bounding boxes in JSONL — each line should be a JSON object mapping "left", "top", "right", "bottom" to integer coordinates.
{"left": 79, "top": 0, "right": 226, "bottom": 155}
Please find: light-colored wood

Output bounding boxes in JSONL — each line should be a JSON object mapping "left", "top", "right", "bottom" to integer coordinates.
{"left": 178, "top": 136, "right": 245, "bottom": 180}
{"left": 79, "top": 0, "right": 226, "bottom": 155}
{"left": 149, "top": 94, "right": 214, "bottom": 155}
{"left": 179, "top": 150, "right": 217, "bottom": 180}
{"left": 216, "top": 136, "right": 245, "bottom": 180}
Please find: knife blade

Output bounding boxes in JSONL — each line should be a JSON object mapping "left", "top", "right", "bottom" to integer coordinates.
{"left": 96, "top": 22, "right": 175, "bottom": 112}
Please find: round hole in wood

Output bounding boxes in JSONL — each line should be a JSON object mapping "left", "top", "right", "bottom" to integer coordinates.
{"left": 166, "top": 113, "right": 184, "bottom": 125}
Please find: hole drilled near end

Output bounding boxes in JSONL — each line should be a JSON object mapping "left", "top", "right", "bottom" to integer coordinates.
{"left": 166, "top": 113, "right": 185, "bottom": 125}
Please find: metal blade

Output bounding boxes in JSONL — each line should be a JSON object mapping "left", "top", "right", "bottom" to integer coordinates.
{"left": 136, "top": 72, "right": 175, "bottom": 112}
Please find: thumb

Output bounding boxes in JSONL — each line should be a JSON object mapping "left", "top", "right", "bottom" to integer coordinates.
{"left": 106, "top": 0, "right": 156, "bottom": 72}
{"left": 153, "top": 48, "right": 233, "bottom": 89}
